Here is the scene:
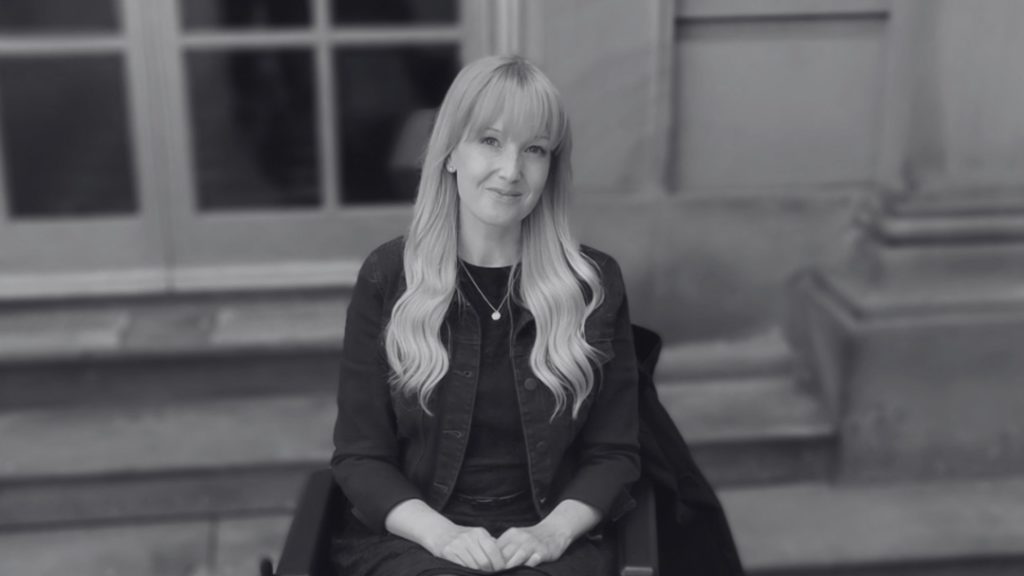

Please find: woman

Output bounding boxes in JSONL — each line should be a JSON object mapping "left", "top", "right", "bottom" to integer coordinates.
{"left": 331, "top": 54, "right": 640, "bottom": 575}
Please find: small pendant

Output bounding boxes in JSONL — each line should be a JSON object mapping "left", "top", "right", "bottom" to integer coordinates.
{"left": 491, "top": 311, "right": 502, "bottom": 321}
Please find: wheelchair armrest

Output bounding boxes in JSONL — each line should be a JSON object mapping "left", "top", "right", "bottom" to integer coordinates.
{"left": 616, "top": 478, "right": 658, "bottom": 576}
{"left": 271, "top": 469, "right": 343, "bottom": 576}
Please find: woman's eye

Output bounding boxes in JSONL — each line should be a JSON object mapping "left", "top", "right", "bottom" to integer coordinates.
{"left": 480, "top": 136, "right": 500, "bottom": 147}
{"left": 526, "top": 145, "right": 549, "bottom": 156}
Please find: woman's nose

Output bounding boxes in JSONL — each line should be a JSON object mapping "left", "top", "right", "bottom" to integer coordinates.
{"left": 496, "top": 148, "right": 522, "bottom": 182}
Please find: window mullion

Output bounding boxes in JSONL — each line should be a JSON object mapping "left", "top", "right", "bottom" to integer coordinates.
{"left": 138, "top": 0, "right": 194, "bottom": 273}
{"left": 0, "top": 86, "right": 9, "bottom": 222}
{"left": 314, "top": 0, "right": 340, "bottom": 210}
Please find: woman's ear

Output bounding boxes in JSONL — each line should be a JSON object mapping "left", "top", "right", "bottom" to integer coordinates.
{"left": 445, "top": 157, "right": 456, "bottom": 173}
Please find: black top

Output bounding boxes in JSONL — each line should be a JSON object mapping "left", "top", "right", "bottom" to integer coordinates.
{"left": 451, "top": 260, "right": 532, "bottom": 499}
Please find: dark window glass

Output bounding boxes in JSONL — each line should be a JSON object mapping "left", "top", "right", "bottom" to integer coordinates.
{"left": 180, "top": 0, "right": 311, "bottom": 30}
{"left": 335, "top": 46, "right": 458, "bottom": 204}
{"left": 0, "top": 56, "right": 136, "bottom": 218}
{"left": 0, "top": 0, "right": 118, "bottom": 33}
{"left": 187, "top": 49, "right": 320, "bottom": 211}
{"left": 333, "top": 0, "right": 457, "bottom": 25}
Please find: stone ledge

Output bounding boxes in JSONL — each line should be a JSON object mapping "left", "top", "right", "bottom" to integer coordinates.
{"left": 0, "top": 291, "right": 350, "bottom": 363}
{"left": 724, "top": 476, "right": 1024, "bottom": 574}
{"left": 874, "top": 213, "right": 1024, "bottom": 245}
{"left": 657, "top": 376, "right": 834, "bottom": 445}
{"left": 887, "top": 188, "right": 1024, "bottom": 218}
{"left": 819, "top": 268, "right": 1024, "bottom": 319}
{"left": 655, "top": 327, "right": 796, "bottom": 382}
{"left": 0, "top": 395, "right": 335, "bottom": 480}
{"left": 0, "top": 520, "right": 211, "bottom": 576}
{"left": 0, "top": 467, "right": 310, "bottom": 530}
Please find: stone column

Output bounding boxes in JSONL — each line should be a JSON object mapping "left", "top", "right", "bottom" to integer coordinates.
{"left": 799, "top": 0, "right": 1024, "bottom": 483}
{"left": 880, "top": 0, "right": 1024, "bottom": 191}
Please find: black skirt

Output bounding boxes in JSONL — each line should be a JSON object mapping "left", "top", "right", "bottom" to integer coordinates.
{"left": 330, "top": 493, "right": 616, "bottom": 576}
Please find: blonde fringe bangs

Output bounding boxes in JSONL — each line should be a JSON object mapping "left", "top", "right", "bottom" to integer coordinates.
{"left": 385, "top": 56, "right": 604, "bottom": 418}
{"left": 463, "top": 67, "right": 569, "bottom": 153}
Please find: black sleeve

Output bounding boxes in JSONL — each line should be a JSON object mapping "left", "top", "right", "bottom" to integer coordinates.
{"left": 330, "top": 252, "right": 422, "bottom": 533}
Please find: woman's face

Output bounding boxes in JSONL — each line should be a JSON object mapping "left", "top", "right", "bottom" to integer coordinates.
{"left": 449, "top": 117, "right": 551, "bottom": 233}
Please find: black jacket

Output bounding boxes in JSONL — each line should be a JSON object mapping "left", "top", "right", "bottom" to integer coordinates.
{"left": 632, "top": 325, "right": 746, "bottom": 575}
{"left": 332, "top": 237, "right": 640, "bottom": 532}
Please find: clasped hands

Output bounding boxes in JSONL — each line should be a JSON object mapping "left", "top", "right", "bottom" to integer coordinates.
{"left": 427, "top": 521, "right": 571, "bottom": 572}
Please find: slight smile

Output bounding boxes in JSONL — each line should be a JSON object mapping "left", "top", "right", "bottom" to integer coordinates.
{"left": 487, "top": 187, "right": 523, "bottom": 198}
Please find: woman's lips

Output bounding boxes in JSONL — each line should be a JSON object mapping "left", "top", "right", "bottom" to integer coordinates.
{"left": 487, "top": 187, "right": 522, "bottom": 198}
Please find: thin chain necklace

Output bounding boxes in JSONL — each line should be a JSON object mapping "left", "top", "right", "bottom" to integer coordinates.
{"left": 459, "top": 260, "right": 516, "bottom": 321}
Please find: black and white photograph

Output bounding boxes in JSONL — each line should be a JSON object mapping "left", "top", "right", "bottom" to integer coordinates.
{"left": 0, "top": 1, "right": 1022, "bottom": 575}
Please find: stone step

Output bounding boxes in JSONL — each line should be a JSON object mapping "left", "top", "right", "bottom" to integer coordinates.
{"left": 822, "top": 266, "right": 1024, "bottom": 317}
{"left": 874, "top": 188, "right": 1024, "bottom": 244}
{"left": 874, "top": 212, "right": 1024, "bottom": 244}
{"left": 0, "top": 395, "right": 334, "bottom": 481}
{"left": 0, "top": 292, "right": 351, "bottom": 410}
{"left": 0, "top": 290, "right": 350, "bottom": 363}
{"left": 655, "top": 327, "right": 798, "bottom": 382}
{"left": 0, "top": 467, "right": 309, "bottom": 531}
{"left": 2, "top": 371, "right": 835, "bottom": 527}
{"left": 0, "top": 513, "right": 293, "bottom": 576}
{"left": 656, "top": 376, "right": 836, "bottom": 486}
{"left": 0, "top": 348, "right": 341, "bottom": 411}
{"left": 885, "top": 187, "right": 1024, "bottom": 218}
{"left": 0, "top": 394, "right": 332, "bottom": 530}
{"left": 724, "top": 476, "right": 1024, "bottom": 575}
{"left": 855, "top": 241, "right": 1024, "bottom": 286}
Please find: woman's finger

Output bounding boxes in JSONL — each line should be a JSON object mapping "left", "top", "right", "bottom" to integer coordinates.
{"left": 478, "top": 534, "right": 506, "bottom": 571}
{"left": 465, "top": 538, "right": 494, "bottom": 572}
{"left": 525, "top": 551, "right": 544, "bottom": 567}
{"left": 447, "top": 546, "right": 478, "bottom": 570}
{"left": 496, "top": 527, "right": 522, "bottom": 549}
{"left": 504, "top": 544, "right": 533, "bottom": 568}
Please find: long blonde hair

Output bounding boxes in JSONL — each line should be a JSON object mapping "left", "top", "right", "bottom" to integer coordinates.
{"left": 384, "top": 55, "right": 605, "bottom": 418}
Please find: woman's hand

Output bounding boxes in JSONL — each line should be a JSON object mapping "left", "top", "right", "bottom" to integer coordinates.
{"left": 426, "top": 524, "right": 507, "bottom": 572}
{"left": 497, "top": 498, "right": 601, "bottom": 568}
{"left": 386, "top": 499, "right": 505, "bottom": 572}
{"left": 496, "top": 523, "right": 572, "bottom": 568}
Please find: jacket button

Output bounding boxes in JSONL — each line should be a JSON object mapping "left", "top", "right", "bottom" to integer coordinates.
{"left": 536, "top": 440, "right": 548, "bottom": 451}
{"left": 539, "top": 496, "right": 548, "bottom": 505}
{"left": 524, "top": 378, "right": 538, "bottom": 391}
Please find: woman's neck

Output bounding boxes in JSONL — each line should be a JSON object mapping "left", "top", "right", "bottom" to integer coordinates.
{"left": 458, "top": 221, "right": 521, "bottom": 267}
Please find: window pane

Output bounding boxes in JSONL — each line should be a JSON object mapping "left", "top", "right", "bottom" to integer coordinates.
{"left": 0, "top": 56, "right": 136, "bottom": 218}
{"left": 0, "top": 0, "right": 118, "bottom": 33}
{"left": 187, "top": 49, "right": 320, "bottom": 211}
{"left": 180, "top": 0, "right": 311, "bottom": 30}
{"left": 335, "top": 46, "right": 458, "bottom": 204}
{"left": 332, "top": 0, "right": 457, "bottom": 25}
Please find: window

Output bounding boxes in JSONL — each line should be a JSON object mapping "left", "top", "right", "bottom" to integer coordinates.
{"left": 0, "top": 1, "right": 488, "bottom": 291}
